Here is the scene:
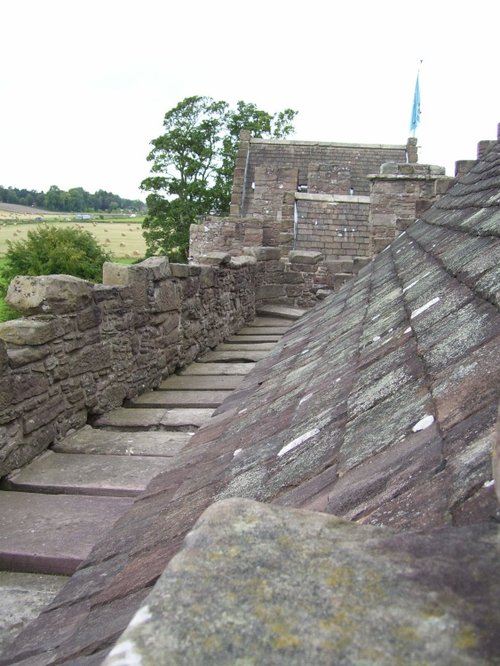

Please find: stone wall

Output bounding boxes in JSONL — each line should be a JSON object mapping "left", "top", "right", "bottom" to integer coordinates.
{"left": 294, "top": 194, "right": 372, "bottom": 259}
{"left": 246, "top": 247, "right": 326, "bottom": 309}
{"left": 368, "top": 163, "right": 454, "bottom": 253}
{"left": 237, "top": 139, "right": 409, "bottom": 212}
{"left": 190, "top": 217, "right": 277, "bottom": 260}
{"left": 0, "top": 256, "right": 257, "bottom": 477}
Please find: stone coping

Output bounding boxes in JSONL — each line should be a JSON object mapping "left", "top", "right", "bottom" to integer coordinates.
{"left": 295, "top": 193, "right": 371, "bottom": 204}
{"left": 250, "top": 138, "right": 407, "bottom": 150}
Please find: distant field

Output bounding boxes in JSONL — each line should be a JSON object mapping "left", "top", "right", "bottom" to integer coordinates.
{"left": 0, "top": 202, "right": 67, "bottom": 217}
{"left": 0, "top": 220, "right": 147, "bottom": 259}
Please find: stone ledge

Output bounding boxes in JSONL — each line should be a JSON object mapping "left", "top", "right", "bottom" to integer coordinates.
{"left": 6, "top": 275, "right": 93, "bottom": 315}
{"left": 105, "top": 498, "right": 500, "bottom": 666}
{"left": 0, "top": 318, "right": 67, "bottom": 346}
{"left": 250, "top": 138, "right": 407, "bottom": 149}
{"left": 195, "top": 252, "right": 231, "bottom": 267}
{"left": 289, "top": 250, "right": 323, "bottom": 264}
{"left": 295, "top": 193, "right": 371, "bottom": 204}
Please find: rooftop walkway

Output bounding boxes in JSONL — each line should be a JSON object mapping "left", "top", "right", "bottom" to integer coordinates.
{"left": 0, "top": 305, "right": 305, "bottom": 654}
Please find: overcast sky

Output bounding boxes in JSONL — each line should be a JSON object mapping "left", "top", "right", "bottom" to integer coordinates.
{"left": 1, "top": 0, "right": 498, "bottom": 202}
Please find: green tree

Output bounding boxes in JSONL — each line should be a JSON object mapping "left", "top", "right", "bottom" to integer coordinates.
{"left": 140, "top": 96, "right": 297, "bottom": 261}
{"left": 0, "top": 226, "right": 112, "bottom": 290}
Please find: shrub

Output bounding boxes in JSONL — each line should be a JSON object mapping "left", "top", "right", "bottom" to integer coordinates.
{"left": 0, "top": 225, "right": 112, "bottom": 289}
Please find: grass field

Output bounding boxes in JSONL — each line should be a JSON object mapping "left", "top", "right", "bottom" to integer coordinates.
{"left": 0, "top": 204, "right": 149, "bottom": 321}
{"left": 0, "top": 203, "right": 147, "bottom": 259}
{"left": 0, "top": 220, "right": 147, "bottom": 259}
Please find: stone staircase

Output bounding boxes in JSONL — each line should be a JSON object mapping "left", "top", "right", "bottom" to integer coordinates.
{"left": 0, "top": 307, "right": 303, "bottom": 653}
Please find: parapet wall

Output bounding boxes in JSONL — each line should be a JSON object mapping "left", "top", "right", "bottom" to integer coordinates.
{"left": 0, "top": 257, "right": 256, "bottom": 477}
{"left": 0, "top": 250, "right": 334, "bottom": 477}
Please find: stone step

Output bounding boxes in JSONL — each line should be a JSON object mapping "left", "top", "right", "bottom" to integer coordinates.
{"left": 92, "top": 406, "right": 214, "bottom": 431}
{"left": 224, "top": 335, "right": 282, "bottom": 343}
{"left": 237, "top": 326, "right": 291, "bottom": 336}
{"left": 1, "top": 450, "right": 176, "bottom": 497}
{"left": 247, "top": 317, "right": 292, "bottom": 327}
{"left": 214, "top": 342, "right": 275, "bottom": 352}
{"left": 179, "top": 362, "right": 255, "bottom": 376}
{"left": 53, "top": 426, "right": 192, "bottom": 457}
{"left": 197, "top": 350, "right": 268, "bottom": 363}
{"left": 255, "top": 304, "right": 307, "bottom": 320}
{"left": 159, "top": 374, "right": 245, "bottom": 391}
{"left": 129, "top": 389, "right": 232, "bottom": 408}
{"left": 0, "top": 492, "right": 134, "bottom": 574}
{"left": 0, "top": 572, "right": 68, "bottom": 653}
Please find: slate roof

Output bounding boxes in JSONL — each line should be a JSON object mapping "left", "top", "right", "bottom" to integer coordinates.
{"left": 3, "top": 131, "right": 499, "bottom": 664}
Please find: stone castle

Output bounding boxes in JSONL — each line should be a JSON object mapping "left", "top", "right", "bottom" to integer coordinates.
{"left": 0, "top": 125, "right": 499, "bottom": 664}
{"left": 190, "top": 131, "right": 460, "bottom": 301}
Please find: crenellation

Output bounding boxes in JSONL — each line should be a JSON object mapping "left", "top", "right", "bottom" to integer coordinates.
{"left": 0, "top": 256, "right": 261, "bottom": 476}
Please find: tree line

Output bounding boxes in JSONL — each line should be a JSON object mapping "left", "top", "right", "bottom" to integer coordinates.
{"left": 0, "top": 185, "right": 146, "bottom": 213}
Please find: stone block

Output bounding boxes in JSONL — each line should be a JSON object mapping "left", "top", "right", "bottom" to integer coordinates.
{"left": 170, "top": 264, "right": 199, "bottom": 278}
{"left": 6, "top": 275, "right": 93, "bottom": 315}
{"left": 197, "top": 252, "right": 231, "bottom": 266}
{"left": 76, "top": 307, "right": 101, "bottom": 331}
{"left": 23, "top": 396, "right": 65, "bottom": 435}
{"left": 137, "top": 256, "right": 171, "bottom": 280}
{"left": 0, "top": 318, "right": 66, "bottom": 346}
{"left": 0, "top": 341, "right": 8, "bottom": 373}
{"left": 289, "top": 250, "right": 323, "bottom": 264}
{"left": 151, "top": 281, "right": 182, "bottom": 313}
{"left": 371, "top": 213, "right": 397, "bottom": 227}
{"left": 325, "top": 259, "right": 354, "bottom": 274}
{"left": 102, "top": 262, "right": 130, "bottom": 286}
{"left": 0, "top": 373, "right": 49, "bottom": 407}
{"left": 229, "top": 256, "right": 256, "bottom": 269}
{"left": 265, "top": 260, "right": 285, "bottom": 273}
{"left": 256, "top": 285, "right": 286, "bottom": 300}
{"left": 92, "top": 284, "right": 127, "bottom": 303}
{"left": 199, "top": 267, "right": 215, "bottom": 289}
{"left": 244, "top": 247, "right": 281, "bottom": 261}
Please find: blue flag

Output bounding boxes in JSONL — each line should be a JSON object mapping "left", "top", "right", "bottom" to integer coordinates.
{"left": 410, "top": 73, "right": 421, "bottom": 135}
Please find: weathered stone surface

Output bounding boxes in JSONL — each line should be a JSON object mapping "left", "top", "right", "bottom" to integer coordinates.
{"left": 197, "top": 349, "right": 269, "bottom": 363}
{"left": 1, "top": 451, "right": 176, "bottom": 497}
{"left": 105, "top": 499, "right": 500, "bottom": 666}
{"left": 196, "top": 251, "right": 231, "bottom": 266}
{"left": 237, "top": 326, "right": 289, "bottom": 336}
{"left": 244, "top": 246, "right": 281, "bottom": 261}
{"left": 159, "top": 374, "right": 245, "bottom": 391}
{"left": 0, "top": 318, "right": 66, "bottom": 346}
{"left": 214, "top": 342, "right": 275, "bottom": 352}
{"left": 130, "top": 389, "right": 232, "bottom": 408}
{"left": 0, "top": 256, "right": 258, "bottom": 475}
{"left": 248, "top": 316, "right": 292, "bottom": 327}
{"left": 92, "top": 406, "right": 214, "bottom": 430}
{"left": 0, "top": 572, "right": 68, "bottom": 654}
{"left": 6, "top": 275, "right": 93, "bottom": 315}
{"left": 180, "top": 362, "right": 255, "bottom": 376}
{"left": 229, "top": 255, "right": 256, "bottom": 268}
{"left": 256, "top": 304, "right": 307, "bottom": 320}
{"left": 0, "top": 492, "right": 134, "bottom": 574}
{"left": 53, "top": 425, "right": 192, "bottom": 457}
{"left": 289, "top": 249, "right": 323, "bottom": 264}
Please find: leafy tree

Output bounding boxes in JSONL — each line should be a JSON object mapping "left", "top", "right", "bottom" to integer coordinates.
{"left": 0, "top": 226, "right": 112, "bottom": 291}
{"left": 141, "top": 96, "right": 297, "bottom": 261}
